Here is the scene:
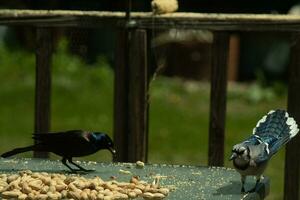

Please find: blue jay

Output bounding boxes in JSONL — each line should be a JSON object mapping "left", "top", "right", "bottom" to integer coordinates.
{"left": 230, "top": 109, "right": 299, "bottom": 193}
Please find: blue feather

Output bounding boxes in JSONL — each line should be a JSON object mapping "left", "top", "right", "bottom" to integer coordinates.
{"left": 252, "top": 109, "right": 298, "bottom": 156}
{"left": 230, "top": 109, "right": 299, "bottom": 192}
{"left": 243, "top": 135, "right": 270, "bottom": 161}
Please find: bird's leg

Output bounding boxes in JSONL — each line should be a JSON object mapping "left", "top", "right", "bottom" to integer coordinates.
{"left": 248, "top": 175, "right": 261, "bottom": 193}
{"left": 68, "top": 158, "right": 94, "bottom": 172}
{"left": 61, "top": 157, "right": 77, "bottom": 172}
{"left": 241, "top": 175, "right": 246, "bottom": 193}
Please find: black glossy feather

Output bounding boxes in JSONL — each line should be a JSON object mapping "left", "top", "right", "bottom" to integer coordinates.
{"left": 1, "top": 130, "right": 116, "bottom": 172}
{"left": 32, "top": 130, "right": 97, "bottom": 157}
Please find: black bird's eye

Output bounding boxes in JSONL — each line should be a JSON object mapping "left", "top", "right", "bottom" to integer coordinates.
{"left": 238, "top": 147, "right": 246, "bottom": 154}
{"left": 232, "top": 149, "right": 238, "bottom": 154}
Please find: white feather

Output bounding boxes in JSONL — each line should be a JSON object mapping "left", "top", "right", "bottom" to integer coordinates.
{"left": 286, "top": 116, "right": 299, "bottom": 138}
{"left": 257, "top": 115, "right": 267, "bottom": 126}
{"left": 254, "top": 135, "right": 263, "bottom": 143}
{"left": 286, "top": 117, "right": 295, "bottom": 126}
{"left": 265, "top": 143, "right": 270, "bottom": 154}
{"left": 252, "top": 115, "right": 267, "bottom": 135}
{"left": 290, "top": 123, "right": 296, "bottom": 130}
{"left": 268, "top": 110, "right": 275, "bottom": 115}
{"left": 290, "top": 126, "right": 299, "bottom": 138}
{"left": 285, "top": 112, "right": 289, "bottom": 118}
{"left": 295, "top": 128, "right": 300, "bottom": 136}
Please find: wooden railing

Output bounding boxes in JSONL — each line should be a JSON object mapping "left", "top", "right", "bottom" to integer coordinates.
{"left": 0, "top": 10, "right": 300, "bottom": 200}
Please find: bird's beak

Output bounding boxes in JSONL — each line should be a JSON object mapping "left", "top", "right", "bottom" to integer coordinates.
{"left": 229, "top": 152, "right": 237, "bottom": 161}
{"left": 109, "top": 147, "right": 116, "bottom": 156}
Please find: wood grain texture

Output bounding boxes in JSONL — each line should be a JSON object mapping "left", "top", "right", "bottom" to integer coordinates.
{"left": 208, "top": 32, "right": 229, "bottom": 166}
{"left": 1, "top": 9, "right": 300, "bottom": 31}
{"left": 34, "top": 28, "right": 53, "bottom": 158}
{"left": 113, "top": 29, "right": 149, "bottom": 162}
{"left": 127, "top": 29, "right": 149, "bottom": 162}
{"left": 227, "top": 34, "right": 240, "bottom": 81}
{"left": 284, "top": 33, "right": 300, "bottom": 200}
{"left": 113, "top": 30, "right": 128, "bottom": 162}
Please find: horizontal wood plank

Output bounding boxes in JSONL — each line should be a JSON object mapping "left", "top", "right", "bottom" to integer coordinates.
{"left": 1, "top": 9, "right": 300, "bottom": 31}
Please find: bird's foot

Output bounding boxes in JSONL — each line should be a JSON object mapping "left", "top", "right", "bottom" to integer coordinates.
{"left": 247, "top": 177, "right": 260, "bottom": 193}
{"left": 81, "top": 169, "right": 95, "bottom": 173}
{"left": 241, "top": 187, "right": 246, "bottom": 193}
{"left": 241, "top": 186, "right": 257, "bottom": 193}
{"left": 247, "top": 186, "right": 257, "bottom": 193}
{"left": 248, "top": 188, "right": 256, "bottom": 193}
{"left": 66, "top": 169, "right": 95, "bottom": 174}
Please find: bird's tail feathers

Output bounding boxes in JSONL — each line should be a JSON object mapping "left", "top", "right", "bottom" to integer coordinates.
{"left": 253, "top": 109, "right": 299, "bottom": 139}
{"left": 285, "top": 112, "right": 299, "bottom": 138}
{"left": 1, "top": 146, "right": 35, "bottom": 158}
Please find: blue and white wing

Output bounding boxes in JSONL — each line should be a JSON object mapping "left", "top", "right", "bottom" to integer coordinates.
{"left": 252, "top": 109, "right": 299, "bottom": 156}
{"left": 242, "top": 135, "right": 271, "bottom": 165}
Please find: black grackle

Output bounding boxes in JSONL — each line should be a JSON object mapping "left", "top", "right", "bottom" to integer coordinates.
{"left": 1, "top": 130, "right": 116, "bottom": 172}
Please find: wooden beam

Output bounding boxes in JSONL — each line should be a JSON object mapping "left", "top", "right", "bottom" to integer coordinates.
{"left": 284, "top": 33, "right": 300, "bottom": 200}
{"left": 113, "top": 29, "right": 149, "bottom": 162}
{"left": 34, "top": 28, "right": 53, "bottom": 158}
{"left": 208, "top": 32, "right": 229, "bottom": 166}
{"left": 1, "top": 10, "right": 300, "bottom": 31}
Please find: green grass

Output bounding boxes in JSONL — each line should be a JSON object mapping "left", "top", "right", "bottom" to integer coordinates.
{"left": 0, "top": 42, "right": 287, "bottom": 199}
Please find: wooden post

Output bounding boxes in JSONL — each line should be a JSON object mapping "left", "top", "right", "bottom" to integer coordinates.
{"left": 34, "top": 28, "right": 53, "bottom": 158}
{"left": 128, "top": 29, "right": 148, "bottom": 162}
{"left": 114, "top": 30, "right": 129, "bottom": 162}
{"left": 113, "top": 29, "right": 149, "bottom": 162}
{"left": 228, "top": 34, "right": 240, "bottom": 81}
{"left": 284, "top": 33, "right": 300, "bottom": 200}
{"left": 208, "top": 32, "right": 229, "bottom": 166}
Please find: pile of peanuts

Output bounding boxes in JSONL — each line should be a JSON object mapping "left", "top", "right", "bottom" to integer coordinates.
{"left": 0, "top": 170, "right": 170, "bottom": 200}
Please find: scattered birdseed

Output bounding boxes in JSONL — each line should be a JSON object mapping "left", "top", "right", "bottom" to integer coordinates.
{"left": 0, "top": 170, "right": 170, "bottom": 200}
{"left": 119, "top": 169, "right": 132, "bottom": 175}
{"left": 136, "top": 161, "right": 145, "bottom": 169}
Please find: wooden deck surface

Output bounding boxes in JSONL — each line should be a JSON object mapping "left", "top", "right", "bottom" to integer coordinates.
{"left": 0, "top": 158, "right": 269, "bottom": 199}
